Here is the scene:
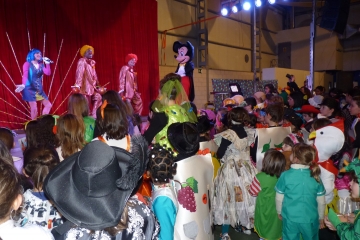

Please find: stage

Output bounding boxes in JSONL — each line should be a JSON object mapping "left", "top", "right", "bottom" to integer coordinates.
{"left": 0, "top": 0, "right": 159, "bottom": 129}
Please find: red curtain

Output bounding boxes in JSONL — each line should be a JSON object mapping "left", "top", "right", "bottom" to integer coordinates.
{"left": 0, "top": 0, "right": 159, "bottom": 129}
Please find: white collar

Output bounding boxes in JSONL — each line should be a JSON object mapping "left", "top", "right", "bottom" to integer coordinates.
{"left": 291, "top": 164, "right": 310, "bottom": 169}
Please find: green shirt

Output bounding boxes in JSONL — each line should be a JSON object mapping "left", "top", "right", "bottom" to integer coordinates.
{"left": 254, "top": 172, "right": 282, "bottom": 240}
{"left": 275, "top": 165, "right": 325, "bottom": 223}
{"left": 83, "top": 116, "right": 95, "bottom": 143}
{"left": 336, "top": 210, "right": 360, "bottom": 240}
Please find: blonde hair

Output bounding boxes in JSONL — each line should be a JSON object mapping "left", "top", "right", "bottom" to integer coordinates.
{"left": 292, "top": 143, "right": 321, "bottom": 182}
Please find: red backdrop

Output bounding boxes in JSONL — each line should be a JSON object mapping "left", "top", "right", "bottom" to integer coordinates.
{"left": 0, "top": 0, "right": 159, "bottom": 129}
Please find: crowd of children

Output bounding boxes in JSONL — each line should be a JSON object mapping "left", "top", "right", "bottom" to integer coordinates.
{"left": 1, "top": 74, "right": 360, "bottom": 240}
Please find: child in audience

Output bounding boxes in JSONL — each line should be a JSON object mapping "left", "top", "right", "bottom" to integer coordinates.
{"left": 55, "top": 114, "right": 85, "bottom": 161}
{"left": 0, "top": 158, "right": 53, "bottom": 240}
{"left": 312, "top": 118, "right": 332, "bottom": 132}
{"left": 255, "top": 108, "right": 268, "bottom": 128}
{"left": 19, "top": 146, "right": 62, "bottom": 230}
{"left": 0, "top": 139, "right": 33, "bottom": 192}
{"left": 315, "top": 86, "right": 325, "bottom": 96}
{"left": 296, "top": 105, "right": 320, "bottom": 132}
{"left": 94, "top": 101, "right": 130, "bottom": 150}
{"left": 36, "top": 115, "right": 57, "bottom": 148}
{"left": 282, "top": 133, "right": 304, "bottom": 170}
{"left": 325, "top": 159, "right": 360, "bottom": 238}
{"left": 151, "top": 73, "right": 196, "bottom": 153}
{"left": 24, "top": 120, "right": 39, "bottom": 150}
{"left": 0, "top": 127, "right": 23, "bottom": 173}
{"left": 68, "top": 93, "right": 95, "bottom": 143}
{"left": 249, "top": 149, "right": 286, "bottom": 240}
{"left": 275, "top": 143, "right": 326, "bottom": 239}
{"left": 244, "top": 97, "right": 257, "bottom": 114}
{"left": 248, "top": 113, "right": 257, "bottom": 128}
{"left": 149, "top": 144, "right": 178, "bottom": 240}
{"left": 213, "top": 107, "right": 258, "bottom": 239}
{"left": 44, "top": 138, "right": 159, "bottom": 239}
{"left": 101, "top": 90, "right": 140, "bottom": 136}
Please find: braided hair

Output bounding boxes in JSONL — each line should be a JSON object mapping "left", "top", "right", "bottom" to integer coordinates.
{"left": 149, "top": 144, "right": 177, "bottom": 184}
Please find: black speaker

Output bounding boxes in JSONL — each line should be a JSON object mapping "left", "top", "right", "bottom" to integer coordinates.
{"left": 319, "top": 0, "right": 350, "bottom": 34}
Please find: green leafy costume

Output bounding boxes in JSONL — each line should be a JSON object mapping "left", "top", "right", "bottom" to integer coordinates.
{"left": 152, "top": 79, "right": 196, "bottom": 154}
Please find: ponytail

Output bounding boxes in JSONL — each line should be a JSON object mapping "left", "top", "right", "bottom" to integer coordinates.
{"left": 310, "top": 161, "right": 321, "bottom": 182}
{"left": 292, "top": 143, "right": 319, "bottom": 182}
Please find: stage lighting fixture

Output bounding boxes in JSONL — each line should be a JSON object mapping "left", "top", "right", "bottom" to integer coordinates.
{"left": 268, "top": 0, "right": 276, "bottom": 4}
{"left": 255, "top": 0, "right": 262, "bottom": 7}
{"left": 242, "top": 1, "right": 251, "bottom": 11}
{"left": 231, "top": 2, "right": 242, "bottom": 13}
{"left": 221, "top": 6, "right": 229, "bottom": 16}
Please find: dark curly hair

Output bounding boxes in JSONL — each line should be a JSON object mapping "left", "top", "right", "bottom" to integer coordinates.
{"left": 148, "top": 144, "right": 177, "bottom": 184}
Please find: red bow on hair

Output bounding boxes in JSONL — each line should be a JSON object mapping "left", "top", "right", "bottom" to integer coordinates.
{"left": 197, "top": 148, "right": 211, "bottom": 155}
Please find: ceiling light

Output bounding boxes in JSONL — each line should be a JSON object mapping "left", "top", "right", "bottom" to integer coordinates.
{"left": 242, "top": 1, "right": 251, "bottom": 11}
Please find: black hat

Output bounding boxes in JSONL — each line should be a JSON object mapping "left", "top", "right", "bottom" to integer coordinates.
{"left": 319, "top": 97, "right": 340, "bottom": 111}
{"left": 173, "top": 41, "right": 194, "bottom": 61}
{"left": 167, "top": 122, "right": 199, "bottom": 157}
{"left": 44, "top": 136, "right": 149, "bottom": 230}
{"left": 196, "top": 115, "right": 213, "bottom": 134}
{"left": 284, "top": 112, "right": 303, "bottom": 130}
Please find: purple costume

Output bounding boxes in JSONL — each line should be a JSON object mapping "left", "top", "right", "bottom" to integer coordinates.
{"left": 22, "top": 62, "right": 51, "bottom": 102}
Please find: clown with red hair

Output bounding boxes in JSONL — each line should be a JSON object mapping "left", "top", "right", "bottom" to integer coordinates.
{"left": 119, "top": 53, "right": 143, "bottom": 115}
{"left": 73, "top": 45, "right": 102, "bottom": 118}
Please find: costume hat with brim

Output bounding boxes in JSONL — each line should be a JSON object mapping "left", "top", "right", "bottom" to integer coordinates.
{"left": 296, "top": 105, "right": 320, "bottom": 114}
{"left": 167, "top": 122, "right": 199, "bottom": 157}
{"left": 44, "top": 136, "right": 148, "bottom": 230}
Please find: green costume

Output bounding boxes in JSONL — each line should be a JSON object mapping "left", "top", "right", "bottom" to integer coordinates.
{"left": 154, "top": 104, "right": 193, "bottom": 153}
{"left": 152, "top": 79, "right": 196, "bottom": 154}
{"left": 275, "top": 165, "right": 325, "bottom": 240}
{"left": 328, "top": 209, "right": 360, "bottom": 239}
{"left": 83, "top": 116, "right": 95, "bottom": 143}
{"left": 254, "top": 172, "right": 282, "bottom": 240}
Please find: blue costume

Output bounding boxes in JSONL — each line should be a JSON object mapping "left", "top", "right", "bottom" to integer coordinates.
{"left": 22, "top": 61, "right": 50, "bottom": 102}
{"left": 151, "top": 185, "right": 178, "bottom": 240}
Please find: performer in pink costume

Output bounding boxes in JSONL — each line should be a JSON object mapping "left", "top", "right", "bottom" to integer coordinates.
{"left": 73, "top": 45, "right": 102, "bottom": 118}
{"left": 15, "top": 48, "right": 52, "bottom": 119}
{"left": 119, "top": 53, "right": 143, "bottom": 115}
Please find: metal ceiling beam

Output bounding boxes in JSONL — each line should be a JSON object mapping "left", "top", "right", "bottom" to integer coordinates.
{"left": 276, "top": 0, "right": 360, "bottom": 8}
